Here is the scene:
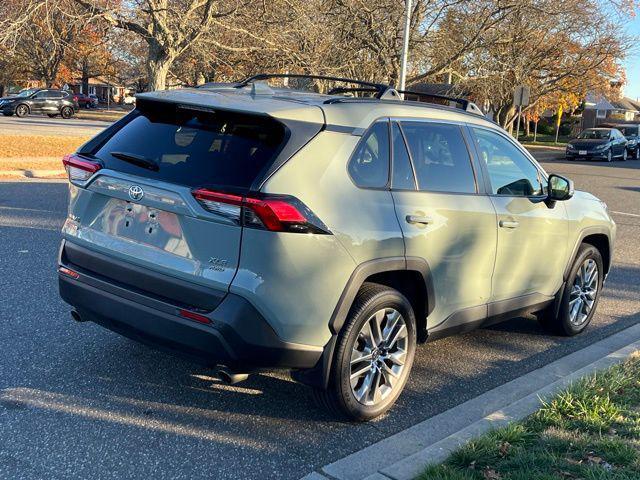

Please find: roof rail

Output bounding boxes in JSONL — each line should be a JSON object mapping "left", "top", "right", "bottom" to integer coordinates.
{"left": 398, "top": 90, "right": 484, "bottom": 116}
{"left": 236, "top": 73, "right": 390, "bottom": 98}
{"left": 204, "top": 73, "right": 483, "bottom": 115}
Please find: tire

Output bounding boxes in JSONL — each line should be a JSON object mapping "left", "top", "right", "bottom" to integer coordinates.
{"left": 622, "top": 149, "right": 628, "bottom": 161}
{"left": 636, "top": 148, "right": 639, "bottom": 160}
{"left": 60, "top": 106, "right": 73, "bottom": 119}
{"left": 15, "top": 104, "right": 29, "bottom": 118}
{"left": 313, "top": 282, "right": 416, "bottom": 421}
{"left": 538, "top": 244, "right": 603, "bottom": 336}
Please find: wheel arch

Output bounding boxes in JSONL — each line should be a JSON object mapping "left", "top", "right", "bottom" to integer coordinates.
{"left": 564, "top": 228, "right": 613, "bottom": 281}
{"left": 293, "top": 257, "right": 434, "bottom": 389}
{"left": 328, "top": 257, "right": 434, "bottom": 340}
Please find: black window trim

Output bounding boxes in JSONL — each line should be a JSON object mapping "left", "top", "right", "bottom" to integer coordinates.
{"left": 390, "top": 120, "right": 418, "bottom": 191}
{"left": 390, "top": 117, "right": 481, "bottom": 196}
{"left": 467, "top": 123, "right": 549, "bottom": 200}
{"left": 346, "top": 118, "right": 392, "bottom": 191}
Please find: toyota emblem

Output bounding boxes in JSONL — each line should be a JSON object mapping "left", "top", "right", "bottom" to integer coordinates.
{"left": 128, "top": 185, "right": 144, "bottom": 201}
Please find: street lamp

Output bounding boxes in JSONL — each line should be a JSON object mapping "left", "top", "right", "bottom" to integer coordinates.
{"left": 398, "top": 0, "right": 413, "bottom": 94}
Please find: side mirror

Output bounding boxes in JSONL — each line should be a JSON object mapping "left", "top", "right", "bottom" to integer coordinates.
{"left": 547, "top": 174, "right": 574, "bottom": 202}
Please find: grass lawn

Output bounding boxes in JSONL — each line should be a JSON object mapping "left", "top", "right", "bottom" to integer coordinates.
{"left": 419, "top": 354, "right": 640, "bottom": 480}
{"left": 0, "top": 135, "right": 89, "bottom": 159}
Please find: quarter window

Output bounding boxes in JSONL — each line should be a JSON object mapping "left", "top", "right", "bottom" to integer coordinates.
{"left": 472, "top": 127, "right": 544, "bottom": 196}
{"left": 348, "top": 121, "right": 390, "bottom": 188}
{"left": 400, "top": 122, "right": 476, "bottom": 193}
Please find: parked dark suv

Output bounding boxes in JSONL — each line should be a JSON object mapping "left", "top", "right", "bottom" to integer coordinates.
{"left": 0, "top": 88, "right": 78, "bottom": 119}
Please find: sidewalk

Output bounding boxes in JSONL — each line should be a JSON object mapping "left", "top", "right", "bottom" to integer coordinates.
{"left": 303, "top": 322, "right": 640, "bottom": 480}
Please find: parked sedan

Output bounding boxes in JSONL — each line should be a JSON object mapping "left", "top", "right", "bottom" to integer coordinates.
{"left": 565, "top": 128, "right": 628, "bottom": 162}
{"left": 73, "top": 93, "right": 98, "bottom": 109}
{"left": 0, "top": 88, "right": 78, "bottom": 119}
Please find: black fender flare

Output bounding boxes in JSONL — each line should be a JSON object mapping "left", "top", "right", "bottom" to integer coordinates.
{"left": 563, "top": 226, "right": 613, "bottom": 281}
{"left": 328, "top": 256, "right": 435, "bottom": 335}
{"left": 292, "top": 257, "right": 435, "bottom": 389}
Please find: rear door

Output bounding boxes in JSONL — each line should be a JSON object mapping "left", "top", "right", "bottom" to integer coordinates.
{"left": 47, "top": 91, "right": 65, "bottom": 113}
{"left": 63, "top": 103, "right": 290, "bottom": 301}
{"left": 390, "top": 120, "right": 497, "bottom": 330}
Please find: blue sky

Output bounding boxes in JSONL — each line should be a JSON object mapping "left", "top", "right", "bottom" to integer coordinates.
{"left": 623, "top": 14, "right": 640, "bottom": 100}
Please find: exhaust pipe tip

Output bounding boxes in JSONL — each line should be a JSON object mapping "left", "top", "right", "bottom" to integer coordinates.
{"left": 70, "top": 310, "right": 86, "bottom": 322}
{"left": 217, "top": 367, "right": 249, "bottom": 385}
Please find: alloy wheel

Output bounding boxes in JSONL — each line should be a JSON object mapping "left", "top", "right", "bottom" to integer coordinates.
{"left": 350, "top": 308, "right": 408, "bottom": 406}
{"left": 636, "top": 149, "right": 639, "bottom": 160}
{"left": 568, "top": 258, "right": 598, "bottom": 326}
{"left": 623, "top": 149, "right": 628, "bottom": 161}
{"left": 16, "top": 105, "right": 28, "bottom": 117}
{"left": 607, "top": 150, "right": 612, "bottom": 162}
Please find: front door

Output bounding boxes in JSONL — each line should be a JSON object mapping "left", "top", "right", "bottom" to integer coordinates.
{"left": 468, "top": 126, "right": 568, "bottom": 303}
{"left": 29, "top": 90, "right": 49, "bottom": 113}
{"left": 390, "top": 120, "right": 497, "bottom": 330}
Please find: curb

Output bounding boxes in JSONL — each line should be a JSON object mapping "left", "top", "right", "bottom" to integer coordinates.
{"left": 303, "top": 323, "right": 640, "bottom": 480}
{"left": 0, "top": 169, "right": 65, "bottom": 179}
{"left": 522, "top": 144, "right": 566, "bottom": 151}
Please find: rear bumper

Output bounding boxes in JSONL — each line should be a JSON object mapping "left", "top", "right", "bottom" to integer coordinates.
{"left": 58, "top": 241, "right": 323, "bottom": 371}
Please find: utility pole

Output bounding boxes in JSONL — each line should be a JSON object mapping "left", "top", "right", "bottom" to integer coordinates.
{"left": 398, "top": 0, "right": 413, "bottom": 95}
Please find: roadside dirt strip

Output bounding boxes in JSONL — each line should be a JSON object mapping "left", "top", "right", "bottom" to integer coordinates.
{"left": 303, "top": 322, "right": 640, "bottom": 480}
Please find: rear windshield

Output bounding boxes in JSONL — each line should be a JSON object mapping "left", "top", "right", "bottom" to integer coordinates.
{"left": 578, "top": 129, "right": 610, "bottom": 139}
{"left": 89, "top": 106, "right": 286, "bottom": 189}
{"left": 617, "top": 126, "right": 638, "bottom": 137}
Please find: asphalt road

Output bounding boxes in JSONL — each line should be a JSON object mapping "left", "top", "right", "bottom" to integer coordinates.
{"left": 0, "top": 115, "right": 108, "bottom": 137}
{"left": 1, "top": 157, "right": 639, "bottom": 480}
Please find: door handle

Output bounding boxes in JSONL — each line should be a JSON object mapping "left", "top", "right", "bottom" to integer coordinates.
{"left": 499, "top": 219, "right": 519, "bottom": 229}
{"left": 406, "top": 215, "right": 432, "bottom": 225}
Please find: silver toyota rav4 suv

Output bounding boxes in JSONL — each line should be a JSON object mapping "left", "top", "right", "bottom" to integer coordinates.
{"left": 58, "top": 74, "right": 615, "bottom": 420}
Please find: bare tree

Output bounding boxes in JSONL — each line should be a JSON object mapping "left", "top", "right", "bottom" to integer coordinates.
{"left": 73, "top": 0, "right": 241, "bottom": 91}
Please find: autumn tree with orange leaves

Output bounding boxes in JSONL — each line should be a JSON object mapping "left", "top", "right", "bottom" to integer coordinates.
{"left": 428, "top": 0, "right": 631, "bottom": 130}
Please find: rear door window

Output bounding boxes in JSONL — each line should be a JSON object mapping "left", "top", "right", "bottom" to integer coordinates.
{"left": 400, "top": 121, "right": 476, "bottom": 193}
{"left": 90, "top": 106, "right": 286, "bottom": 190}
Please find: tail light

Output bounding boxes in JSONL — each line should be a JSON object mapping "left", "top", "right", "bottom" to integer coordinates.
{"left": 192, "top": 188, "right": 331, "bottom": 234}
{"left": 63, "top": 154, "right": 101, "bottom": 184}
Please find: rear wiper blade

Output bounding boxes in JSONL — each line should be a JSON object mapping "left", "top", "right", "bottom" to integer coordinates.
{"left": 110, "top": 151, "right": 159, "bottom": 171}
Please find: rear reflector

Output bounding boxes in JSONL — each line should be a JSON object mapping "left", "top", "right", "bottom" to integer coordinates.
{"left": 58, "top": 266, "right": 80, "bottom": 279}
{"left": 192, "top": 188, "right": 330, "bottom": 234}
{"left": 63, "top": 154, "right": 101, "bottom": 184}
{"left": 179, "top": 309, "right": 212, "bottom": 324}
